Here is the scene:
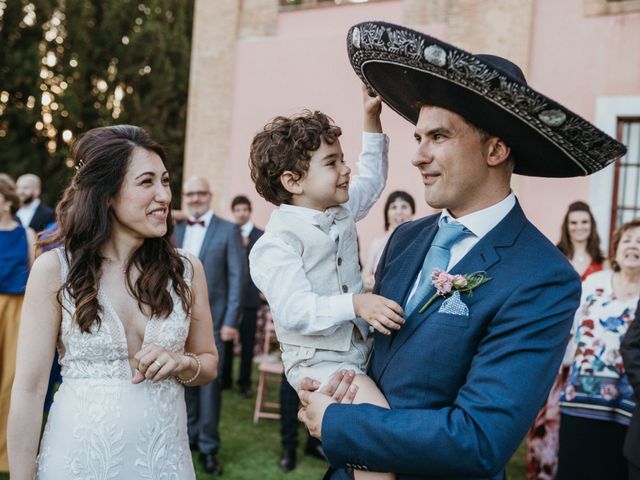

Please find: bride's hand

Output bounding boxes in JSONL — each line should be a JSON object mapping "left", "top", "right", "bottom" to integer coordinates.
{"left": 132, "top": 344, "right": 188, "bottom": 384}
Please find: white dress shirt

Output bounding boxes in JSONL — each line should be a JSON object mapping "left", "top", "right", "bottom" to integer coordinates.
{"left": 240, "top": 220, "right": 254, "bottom": 238}
{"left": 16, "top": 198, "right": 40, "bottom": 228}
{"left": 406, "top": 192, "right": 516, "bottom": 303}
{"left": 181, "top": 209, "right": 214, "bottom": 257}
{"left": 250, "top": 132, "right": 388, "bottom": 336}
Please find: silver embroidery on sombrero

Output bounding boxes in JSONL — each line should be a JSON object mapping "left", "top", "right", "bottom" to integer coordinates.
{"left": 539, "top": 109, "right": 567, "bottom": 127}
{"left": 352, "top": 27, "right": 361, "bottom": 48}
{"left": 448, "top": 50, "right": 501, "bottom": 86}
{"left": 359, "top": 23, "right": 386, "bottom": 50}
{"left": 424, "top": 45, "right": 446, "bottom": 67}
{"left": 386, "top": 28, "right": 424, "bottom": 60}
{"left": 349, "top": 23, "right": 625, "bottom": 175}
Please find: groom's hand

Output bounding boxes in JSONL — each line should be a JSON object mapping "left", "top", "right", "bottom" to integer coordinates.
{"left": 297, "top": 370, "right": 359, "bottom": 440}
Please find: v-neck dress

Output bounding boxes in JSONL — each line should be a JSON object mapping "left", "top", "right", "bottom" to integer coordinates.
{"left": 36, "top": 248, "right": 195, "bottom": 479}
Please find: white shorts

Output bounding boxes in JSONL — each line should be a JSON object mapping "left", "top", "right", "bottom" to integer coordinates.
{"left": 281, "top": 328, "right": 373, "bottom": 390}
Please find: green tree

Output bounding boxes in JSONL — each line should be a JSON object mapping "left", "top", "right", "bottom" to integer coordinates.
{"left": 0, "top": 0, "right": 194, "bottom": 206}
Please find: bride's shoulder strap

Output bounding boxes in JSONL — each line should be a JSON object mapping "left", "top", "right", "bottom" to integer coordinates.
{"left": 53, "top": 247, "right": 70, "bottom": 282}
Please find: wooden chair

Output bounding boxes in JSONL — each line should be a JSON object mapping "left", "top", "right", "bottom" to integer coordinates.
{"left": 253, "top": 319, "right": 284, "bottom": 423}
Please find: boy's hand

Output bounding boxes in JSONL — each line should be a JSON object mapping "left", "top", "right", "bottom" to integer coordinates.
{"left": 353, "top": 293, "right": 404, "bottom": 335}
{"left": 362, "top": 83, "right": 383, "bottom": 133}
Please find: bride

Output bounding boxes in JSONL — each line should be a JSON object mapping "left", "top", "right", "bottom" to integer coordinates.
{"left": 8, "top": 125, "right": 218, "bottom": 479}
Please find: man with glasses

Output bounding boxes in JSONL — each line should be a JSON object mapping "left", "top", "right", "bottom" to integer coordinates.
{"left": 173, "top": 176, "right": 247, "bottom": 476}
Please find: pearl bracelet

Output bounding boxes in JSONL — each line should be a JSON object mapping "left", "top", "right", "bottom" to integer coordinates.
{"left": 175, "top": 352, "right": 201, "bottom": 385}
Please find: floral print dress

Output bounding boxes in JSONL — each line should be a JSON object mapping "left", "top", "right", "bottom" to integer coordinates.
{"left": 525, "top": 262, "right": 604, "bottom": 480}
{"left": 560, "top": 269, "right": 636, "bottom": 425}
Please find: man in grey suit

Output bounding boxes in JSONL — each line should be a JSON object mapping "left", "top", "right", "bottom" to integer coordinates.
{"left": 173, "top": 176, "right": 247, "bottom": 476}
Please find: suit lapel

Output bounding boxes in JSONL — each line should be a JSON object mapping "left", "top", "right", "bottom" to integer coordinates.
{"left": 199, "top": 215, "right": 219, "bottom": 261}
{"left": 173, "top": 221, "right": 186, "bottom": 247}
{"left": 375, "top": 202, "right": 528, "bottom": 382}
{"left": 247, "top": 226, "right": 262, "bottom": 251}
{"left": 373, "top": 218, "right": 439, "bottom": 365}
{"left": 29, "top": 204, "right": 43, "bottom": 230}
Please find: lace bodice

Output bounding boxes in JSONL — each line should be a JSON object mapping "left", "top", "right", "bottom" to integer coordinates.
{"left": 55, "top": 248, "right": 192, "bottom": 380}
{"left": 36, "top": 249, "right": 196, "bottom": 480}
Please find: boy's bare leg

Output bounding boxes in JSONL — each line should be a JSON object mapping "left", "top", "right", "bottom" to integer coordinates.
{"left": 350, "top": 374, "right": 395, "bottom": 480}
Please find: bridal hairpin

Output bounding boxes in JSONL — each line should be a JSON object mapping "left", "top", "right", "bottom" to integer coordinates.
{"left": 74, "top": 159, "right": 85, "bottom": 172}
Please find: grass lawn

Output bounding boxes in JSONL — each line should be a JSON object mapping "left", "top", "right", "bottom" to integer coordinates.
{"left": 1, "top": 368, "right": 528, "bottom": 479}
{"left": 203, "top": 384, "right": 528, "bottom": 479}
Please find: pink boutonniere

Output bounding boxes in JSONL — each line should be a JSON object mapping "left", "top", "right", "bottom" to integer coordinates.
{"left": 418, "top": 269, "right": 492, "bottom": 313}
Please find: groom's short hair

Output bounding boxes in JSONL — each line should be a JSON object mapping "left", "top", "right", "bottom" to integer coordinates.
{"left": 249, "top": 110, "right": 342, "bottom": 206}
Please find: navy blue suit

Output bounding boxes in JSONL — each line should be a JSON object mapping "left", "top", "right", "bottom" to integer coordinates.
{"left": 322, "top": 202, "right": 581, "bottom": 479}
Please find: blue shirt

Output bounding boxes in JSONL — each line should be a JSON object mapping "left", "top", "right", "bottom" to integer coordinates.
{"left": 0, "top": 225, "right": 29, "bottom": 294}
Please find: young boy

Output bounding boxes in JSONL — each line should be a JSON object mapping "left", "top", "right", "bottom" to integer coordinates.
{"left": 249, "top": 87, "right": 403, "bottom": 479}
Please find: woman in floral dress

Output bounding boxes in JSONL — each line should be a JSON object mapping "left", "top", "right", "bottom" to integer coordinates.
{"left": 556, "top": 220, "right": 640, "bottom": 480}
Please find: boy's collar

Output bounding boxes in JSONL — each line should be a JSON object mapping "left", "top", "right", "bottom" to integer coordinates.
{"left": 279, "top": 203, "right": 324, "bottom": 225}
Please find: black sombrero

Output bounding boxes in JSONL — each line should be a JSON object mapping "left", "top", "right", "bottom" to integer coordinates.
{"left": 347, "top": 21, "right": 626, "bottom": 178}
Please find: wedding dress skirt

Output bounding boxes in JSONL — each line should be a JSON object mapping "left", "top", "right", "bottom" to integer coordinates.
{"left": 36, "top": 249, "right": 195, "bottom": 479}
{"left": 37, "top": 378, "right": 194, "bottom": 479}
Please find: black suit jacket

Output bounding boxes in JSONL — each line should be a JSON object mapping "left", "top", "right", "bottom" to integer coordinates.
{"left": 243, "top": 226, "right": 264, "bottom": 309}
{"left": 28, "top": 203, "right": 56, "bottom": 233}
{"left": 621, "top": 298, "right": 640, "bottom": 468}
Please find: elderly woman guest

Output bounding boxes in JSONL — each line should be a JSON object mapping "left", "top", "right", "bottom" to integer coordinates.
{"left": 526, "top": 200, "right": 607, "bottom": 479}
{"left": 0, "top": 174, "right": 35, "bottom": 473}
{"left": 8, "top": 125, "right": 218, "bottom": 480}
{"left": 556, "top": 220, "right": 640, "bottom": 480}
{"left": 362, "top": 190, "right": 415, "bottom": 292}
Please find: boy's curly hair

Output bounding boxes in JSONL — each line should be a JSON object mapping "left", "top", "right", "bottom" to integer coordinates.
{"left": 249, "top": 110, "right": 342, "bottom": 206}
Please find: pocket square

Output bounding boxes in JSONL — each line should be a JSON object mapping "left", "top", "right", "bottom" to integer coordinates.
{"left": 437, "top": 291, "right": 469, "bottom": 316}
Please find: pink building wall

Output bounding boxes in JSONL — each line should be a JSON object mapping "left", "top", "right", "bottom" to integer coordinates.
{"left": 221, "top": 0, "right": 640, "bottom": 258}
{"left": 521, "top": 0, "right": 640, "bottom": 242}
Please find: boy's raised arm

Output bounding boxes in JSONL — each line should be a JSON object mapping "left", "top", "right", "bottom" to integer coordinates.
{"left": 346, "top": 85, "right": 389, "bottom": 222}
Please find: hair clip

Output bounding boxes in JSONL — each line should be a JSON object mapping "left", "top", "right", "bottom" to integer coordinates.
{"left": 74, "top": 159, "right": 85, "bottom": 172}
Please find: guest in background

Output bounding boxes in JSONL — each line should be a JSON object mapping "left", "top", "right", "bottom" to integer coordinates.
{"left": 361, "top": 190, "right": 415, "bottom": 292}
{"left": 556, "top": 220, "right": 640, "bottom": 480}
{"left": 15, "top": 174, "right": 55, "bottom": 233}
{"left": 173, "top": 176, "right": 247, "bottom": 475}
{"left": 526, "top": 200, "right": 607, "bottom": 479}
{"left": 221, "top": 195, "right": 263, "bottom": 398}
{"left": 0, "top": 173, "right": 35, "bottom": 473}
{"left": 622, "top": 299, "right": 640, "bottom": 480}
{"left": 557, "top": 201, "right": 606, "bottom": 281}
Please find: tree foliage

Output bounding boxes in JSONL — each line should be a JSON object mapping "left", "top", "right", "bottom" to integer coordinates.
{"left": 0, "top": 0, "right": 194, "bottom": 206}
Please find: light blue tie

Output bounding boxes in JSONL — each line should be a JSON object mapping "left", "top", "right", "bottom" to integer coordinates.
{"left": 405, "top": 217, "right": 471, "bottom": 315}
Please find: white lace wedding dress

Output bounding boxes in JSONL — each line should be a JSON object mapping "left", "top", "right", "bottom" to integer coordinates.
{"left": 36, "top": 249, "right": 195, "bottom": 479}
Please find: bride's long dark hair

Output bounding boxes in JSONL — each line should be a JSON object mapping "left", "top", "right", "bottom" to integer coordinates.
{"left": 50, "top": 125, "right": 191, "bottom": 333}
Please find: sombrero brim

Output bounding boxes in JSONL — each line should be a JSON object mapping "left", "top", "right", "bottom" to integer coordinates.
{"left": 347, "top": 22, "right": 627, "bottom": 178}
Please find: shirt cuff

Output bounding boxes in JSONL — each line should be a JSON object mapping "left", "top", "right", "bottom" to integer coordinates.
{"left": 328, "top": 293, "right": 356, "bottom": 321}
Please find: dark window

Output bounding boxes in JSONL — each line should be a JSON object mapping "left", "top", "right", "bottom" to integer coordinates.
{"left": 610, "top": 118, "right": 640, "bottom": 236}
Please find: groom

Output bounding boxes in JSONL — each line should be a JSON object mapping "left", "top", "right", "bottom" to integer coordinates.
{"left": 298, "top": 22, "right": 627, "bottom": 479}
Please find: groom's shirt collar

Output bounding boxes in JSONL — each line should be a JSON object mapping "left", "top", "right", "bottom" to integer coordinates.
{"left": 440, "top": 191, "right": 516, "bottom": 271}
{"left": 441, "top": 191, "right": 516, "bottom": 241}
{"left": 407, "top": 192, "right": 516, "bottom": 306}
